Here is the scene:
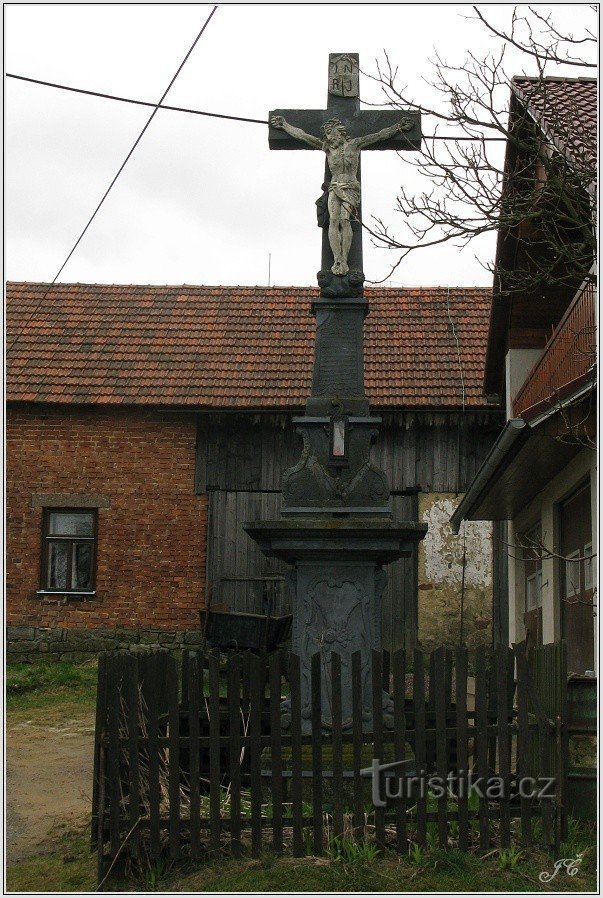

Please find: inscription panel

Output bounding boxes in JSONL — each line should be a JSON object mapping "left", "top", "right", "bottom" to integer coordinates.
{"left": 328, "top": 53, "right": 359, "bottom": 98}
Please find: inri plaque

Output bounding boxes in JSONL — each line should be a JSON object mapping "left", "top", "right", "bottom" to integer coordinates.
{"left": 328, "top": 53, "right": 359, "bottom": 97}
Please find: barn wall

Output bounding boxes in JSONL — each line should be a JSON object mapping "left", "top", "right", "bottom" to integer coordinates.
{"left": 195, "top": 410, "right": 502, "bottom": 493}
{"left": 197, "top": 410, "right": 503, "bottom": 650}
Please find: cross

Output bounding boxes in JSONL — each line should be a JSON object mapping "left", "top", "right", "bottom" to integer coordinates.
{"left": 269, "top": 53, "right": 421, "bottom": 296}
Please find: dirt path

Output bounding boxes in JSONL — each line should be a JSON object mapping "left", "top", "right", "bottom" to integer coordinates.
{"left": 6, "top": 709, "right": 95, "bottom": 864}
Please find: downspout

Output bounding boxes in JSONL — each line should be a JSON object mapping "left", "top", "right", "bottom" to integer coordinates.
{"left": 450, "top": 418, "right": 527, "bottom": 533}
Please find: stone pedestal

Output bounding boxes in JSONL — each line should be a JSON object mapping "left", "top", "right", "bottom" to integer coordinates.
{"left": 244, "top": 519, "right": 426, "bottom": 730}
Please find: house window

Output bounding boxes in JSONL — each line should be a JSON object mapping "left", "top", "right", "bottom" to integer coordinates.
{"left": 522, "top": 525, "right": 543, "bottom": 611}
{"left": 584, "top": 542, "right": 594, "bottom": 591}
{"left": 40, "top": 509, "right": 97, "bottom": 593}
{"left": 564, "top": 549, "right": 582, "bottom": 597}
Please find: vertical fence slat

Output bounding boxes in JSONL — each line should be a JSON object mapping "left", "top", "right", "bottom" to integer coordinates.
{"left": 445, "top": 648, "right": 454, "bottom": 710}
{"left": 514, "top": 643, "right": 532, "bottom": 846}
{"left": 497, "top": 646, "right": 511, "bottom": 849}
{"left": 96, "top": 733, "right": 107, "bottom": 887}
{"left": 147, "top": 653, "right": 161, "bottom": 861}
{"left": 289, "top": 653, "right": 304, "bottom": 857}
{"left": 393, "top": 648, "right": 407, "bottom": 854}
{"left": 107, "top": 656, "right": 121, "bottom": 858}
{"left": 250, "top": 653, "right": 263, "bottom": 858}
{"left": 487, "top": 650, "right": 497, "bottom": 776}
{"left": 167, "top": 654, "right": 180, "bottom": 859}
{"left": 555, "top": 715, "right": 563, "bottom": 856}
{"left": 455, "top": 646, "right": 469, "bottom": 852}
{"left": 125, "top": 653, "right": 140, "bottom": 862}
{"left": 180, "top": 648, "right": 190, "bottom": 706}
{"left": 382, "top": 649, "right": 391, "bottom": 692}
{"left": 228, "top": 654, "right": 242, "bottom": 859}
{"left": 372, "top": 650, "right": 385, "bottom": 849}
{"left": 475, "top": 646, "right": 489, "bottom": 851}
{"left": 434, "top": 648, "right": 448, "bottom": 848}
{"left": 351, "top": 651, "right": 363, "bottom": 839}
{"left": 241, "top": 652, "right": 251, "bottom": 707}
{"left": 269, "top": 650, "right": 283, "bottom": 855}
{"left": 413, "top": 648, "right": 427, "bottom": 846}
{"left": 209, "top": 652, "right": 221, "bottom": 852}
{"left": 332, "top": 652, "right": 344, "bottom": 843}
{"left": 311, "top": 652, "right": 323, "bottom": 855}
{"left": 188, "top": 652, "right": 201, "bottom": 861}
{"left": 91, "top": 653, "right": 108, "bottom": 850}
{"left": 428, "top": 651, "right": 436, "bottom": 713}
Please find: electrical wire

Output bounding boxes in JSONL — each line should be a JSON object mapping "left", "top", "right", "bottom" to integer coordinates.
{"left": 8, "top": 6, "right": 218, "bottom": 353}
{"left": 6, "top": 72, "right": 507, "bottom": 140}
{"left": 6, "top": 73, "right": 268, "bottom": 126}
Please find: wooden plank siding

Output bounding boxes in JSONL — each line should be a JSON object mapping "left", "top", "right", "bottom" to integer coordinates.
{"left": 196, "top": 412, "right": 502, "bottom": 496}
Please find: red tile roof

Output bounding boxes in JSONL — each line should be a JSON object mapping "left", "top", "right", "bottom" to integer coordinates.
{"left": 512, "top": 77, "right": 597, "bottom": 180}
{"left": 7, "top": 282, "right": 496, "bottom": 410}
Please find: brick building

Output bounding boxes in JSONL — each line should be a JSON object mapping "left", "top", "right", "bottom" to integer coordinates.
{"left": 7, "top": 283, "right": 503, "bottom": 659}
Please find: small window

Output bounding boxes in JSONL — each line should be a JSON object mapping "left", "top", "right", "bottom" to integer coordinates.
{"left": 40, "top": 509, "right": 97, "bottom": 593}
{"left": 522, "top": 524, "right": 543, "bottom": 611}
{"left": 526, "top": 570, "right": 542, "bottom": 611}
{"left": 564, "top": 549, "right": 582, "bottom": 598}
{"left": 584, "top": 542, "right": 594, "bottom": 591}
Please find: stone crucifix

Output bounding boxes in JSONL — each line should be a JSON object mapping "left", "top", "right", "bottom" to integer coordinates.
{"left": 269, "top": 53, "right": 421, "bottom": 297}
{"left": 247, "top": 53, "right": 426, "bottom": 731}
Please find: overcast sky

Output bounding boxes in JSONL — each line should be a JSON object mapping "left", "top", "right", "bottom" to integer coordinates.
{"left": 5, "top": 4, "right": 592, "bottom": 289}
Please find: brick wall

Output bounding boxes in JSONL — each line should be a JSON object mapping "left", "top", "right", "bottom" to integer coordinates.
{"left": 7, "top": 404, "right": 207, "bottom": 637}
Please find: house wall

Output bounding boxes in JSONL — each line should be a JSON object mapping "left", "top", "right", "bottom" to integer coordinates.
{"left": 509, "top": 448, "right": 596, "bottom": 667}
{"left": 7, "top": 404, "right": 207, "bottom": 659}
{"left": 505, "top": 348, "right": 543, "bottom": 417}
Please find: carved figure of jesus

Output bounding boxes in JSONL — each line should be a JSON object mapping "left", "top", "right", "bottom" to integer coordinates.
{"left": 270, "top": 115, "right": 412, "bottom": 276}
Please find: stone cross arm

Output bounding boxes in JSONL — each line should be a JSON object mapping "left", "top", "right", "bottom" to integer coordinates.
{"left": 268, "top": 107, "right": 421, "bottom": 151}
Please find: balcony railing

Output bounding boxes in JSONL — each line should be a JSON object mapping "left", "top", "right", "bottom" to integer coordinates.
{"left": 512, "top": 280, "right": 596, "bottom": 418}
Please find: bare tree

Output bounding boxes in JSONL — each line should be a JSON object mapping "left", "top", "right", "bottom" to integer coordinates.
{"left": 364, "top": 6, "right": 597, "bottom": 294}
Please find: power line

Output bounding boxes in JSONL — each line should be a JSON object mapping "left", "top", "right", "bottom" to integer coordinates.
{"left": 8, "top": 6, "right": 218, "bottom": 353}
{"left": 6, "top": 71, "right": 507, "bottom": 140}
{"left": 6, "top": 72, "right": 268, "bottom": 126}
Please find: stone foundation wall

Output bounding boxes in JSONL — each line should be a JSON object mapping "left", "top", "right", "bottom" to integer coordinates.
{"left": 6, "top": 626, "right": 206, "bottom": 663}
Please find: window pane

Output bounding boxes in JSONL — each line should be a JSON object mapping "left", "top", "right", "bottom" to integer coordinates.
{"left": 49, "top": 511, "right": 94, "bottom": 537}
{"left": 584, "top": 543, "right": 594, "bottom": 590}
{"left": 72, "top": 543, "right": 93, "bottom": 589}
{"left": 48, "top": 542, "right": 69, "bottom": 589}
{"left": 565, "top": 551, "right": 581, "bottom": 597}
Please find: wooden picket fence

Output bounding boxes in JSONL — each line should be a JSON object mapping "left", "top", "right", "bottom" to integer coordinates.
{"left": 92, "top": 643, "right": 565, "bottom": 885}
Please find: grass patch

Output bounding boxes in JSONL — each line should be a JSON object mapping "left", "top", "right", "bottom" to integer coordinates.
{"left": 5, "top": 830, "right": 96, "bottom": 893}
{"left": 153, "top": 840, "right": 597, "bottom": 893}
{"left": 6, "top": 660, "right": 98, "bottom": 714}
{"left": 6, "top": 820, "right": 597, "bottom": 893}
